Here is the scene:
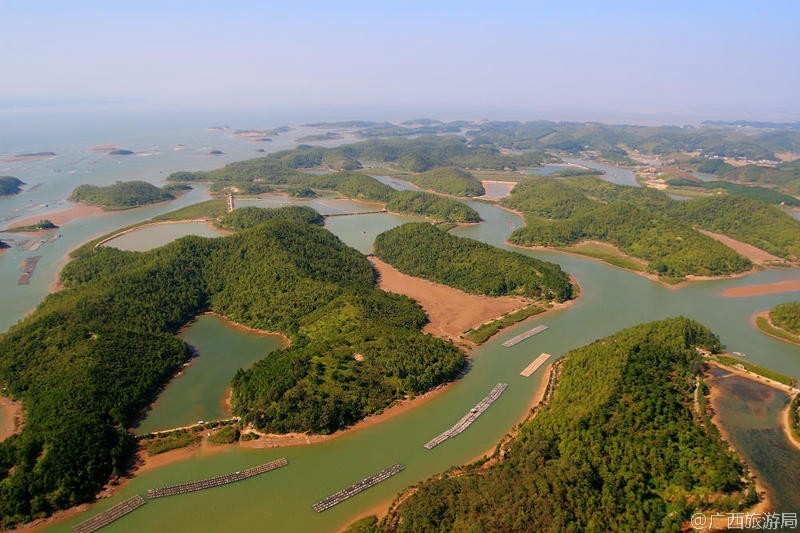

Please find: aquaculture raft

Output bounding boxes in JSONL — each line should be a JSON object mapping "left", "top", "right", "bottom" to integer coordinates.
{"left": 72, "top": 495, "right": 146, "bottom": 533}
{"left": 146, "top": 458, "right": 288, "bottom": 498}
{"left": 520, "top": 353, "right": 552, "bottom": 377}
{"left": 502, "top": 324, "right": 548, "bottom": 347}
{"left": 17, "top": 255, "right": 41, "bottom": 285}
{"left": 424, "top": 383, "right": 508, "bottom": 450}
{"left": 312, "top": 464, "right": 404, "bottom": 512}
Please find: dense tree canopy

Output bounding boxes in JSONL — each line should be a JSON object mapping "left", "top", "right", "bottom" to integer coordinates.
{"left": 406, "top": 167, "right": 485, "bottom": 197}
{"left": 666, "top": 178, "right": 800, "bottom": 206}
{"left": 0, "top": 207, "right": 464, "bottom": 527}
{"left": 386, "top": 191, "right": 480, "bottom": 222}
{"left": 504, "top": 176, "right": 762, "bottom": 278}
{"left": 375, "top": 223, "right": 573, "bottom": 301}
{"left": 387, "top": 318, "right": 752, "bottom": 532}
{"left": 770, "top": 302, "right": 800, "bottom": 335}
{"left": 70, "top": 180, "right": 176, "bottom": 210}
{"left": 216, "top": 205, "right": 323, "bottom": 231}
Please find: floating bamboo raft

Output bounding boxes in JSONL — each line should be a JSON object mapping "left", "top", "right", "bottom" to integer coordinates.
{"left": 312, "top": 464, "right": 404, "bottom": 512}
{"left": 146, "top": 458, "right": 288, "bottom": 499}
{"left": 17, "top": 255, "right": 41, "bottom": 285}
{"left": 502, "top": 324, "right": 548, "bottom": 347}
{"left": 424, "top": 383, "right": 508, "bottom": 450}
{"left": 520, "top": 353, "right": 552, "bottom": 377}
{"left": 72, "top": 495, "right": 146, "bottom": 533}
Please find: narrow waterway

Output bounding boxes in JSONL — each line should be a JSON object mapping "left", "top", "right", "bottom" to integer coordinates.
{"left": 136, "top": 314, "right": 285, "bottom": 434}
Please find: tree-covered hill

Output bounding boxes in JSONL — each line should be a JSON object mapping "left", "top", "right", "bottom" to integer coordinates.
{"left": 375, "top": 223, "right": 573, "bottom": 301}
{"left": 665, "top": 178, "right": 800, "bottom": 206}
{"left": 385, "top": 318, "right": 753, "bottom": 532}
{"left": 405, "top": 167, "right": 485, "bottom": 197}
{"left": 169, "top": 162, "right": 481, "bottom": 222}
{"left": 70, "top": 180, "right": 177, "bottom": 210}
{"left": 0, "top": 207, "right": 464, "bottom": 528}
{"left": 502, "top": 175, "right": 800, "bottom": 278}
{"left": 385, "top": 191, "right": 480, "bottom": 222}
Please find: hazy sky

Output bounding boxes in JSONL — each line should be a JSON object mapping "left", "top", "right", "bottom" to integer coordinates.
{"left": 1, "top": 0, "right": 798, "bottom": 121}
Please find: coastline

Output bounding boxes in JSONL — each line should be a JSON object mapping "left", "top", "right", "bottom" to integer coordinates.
{"left": 338, "top": 362, "right": 557, "bottom": 532}
{"left": 506, "top": 239, "right": 763, "bottom": 290}
{"left": 783, "top": 399, "right": 800, "bottom": 452}
{"left": 704, "top": 372, "right": 773, "bottom": 526}
{"left": 22, "top": 439, "right": 232, "bottom": 532}
{"left": 92, "top": 218, "right": 219, "bottom": 248}
{"left": 240, "top": 381, "right": 452, "bottom": 450}
{"left": 723, "top": 280, "right": 800, "bottom": 298}
{"left": 4, "top": 202, "right": 107, "bottom": 231}
{"left": 492, "top": 202, "right": 784, "bottom": 290}
{"left": 752, "top": 311, "right": 800, "bottom": 347}
{"left": 369, "top": 256, "right": 531, "bottom": 342}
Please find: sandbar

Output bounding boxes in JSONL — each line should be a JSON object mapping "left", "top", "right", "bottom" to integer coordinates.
{"left": 723, "top": 280, "right": 800, "bottom": 297}
{"left": 6, "top": 202, "right": 106, "bottom": 231}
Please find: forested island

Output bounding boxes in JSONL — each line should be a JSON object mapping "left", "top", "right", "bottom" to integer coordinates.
{"left": 70, "top": 181, "right": 190, "bottom": 210}
{"left": 292, "top": 120, "right": 800, "bottom": 196}
{"left": 403, "top": 167, "right": 485, "bottom": 197}
{"left": 170, "top": 161, "right": 481, "bottom": 222}
{"left": 756, "top": 302, "right": 800, "bottom": 344}
{"left": 383, "top": 318, "right": 754, "bottom": 532}
{"left": 664, "top": 178, "right": 800, "bottom": 206}
{"left": 4, "top": 219, "right": 58, "bottom": 233}
{"left": 504, "top": 175, "right": 800, "bottom": 279}
{"left": 0, "top": 176, "right": 24, "bottom": 196}
{"left": 0, "top": 206, "right": 467, "bottom": 527}
{"left": 375, "top": 223, "right": 573, "bottom": 301}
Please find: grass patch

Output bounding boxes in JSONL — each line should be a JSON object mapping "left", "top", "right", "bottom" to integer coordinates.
{"left": 151, "top": 199, "right": 227, "bottom": 222}
{"left": 142, "top": 430, "right": 200, "bottom": 455}
{"left": 207, "top": 424, "right": 240, "bottom": 445}
{"left": 464, "top": 305, "right": 546, "bottom": 344}
{"left": 560, "top": 241, "right": 646, "bottom": 272}
{"left": 715, "top": 355, "right": 795, "bottom": 387}
{"left": 434, "top": 221, "right": 458, "bottom": 232}
{"left": 790, "top": 394, "right": 800, "bottom": 443}
{"left": 756, "top": 316, "right": 800, "bottom": 345}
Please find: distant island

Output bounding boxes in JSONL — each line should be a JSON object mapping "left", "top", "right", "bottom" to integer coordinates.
{"left": 295, "top": 132, "right": 344, "bottom": 142}
{"left": 70, "top": 180, "right": 189, "bottom": 210}
{"left": 108, "top": 149, "right": 134, "bottom": 155}
{"left": 0, "top": 176, "right": 24, "bottom": 196}
{"left": 756, "top": 301, "right": 800, "bottom": 345}
{"left": 4, "top": 219, "right": 58, "bottom": 233}
{"left": 0, "top": 152, "right": 57, "bottom": 162}
{"left": 375, "top": 222, "right": 573, "bottom": 301}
